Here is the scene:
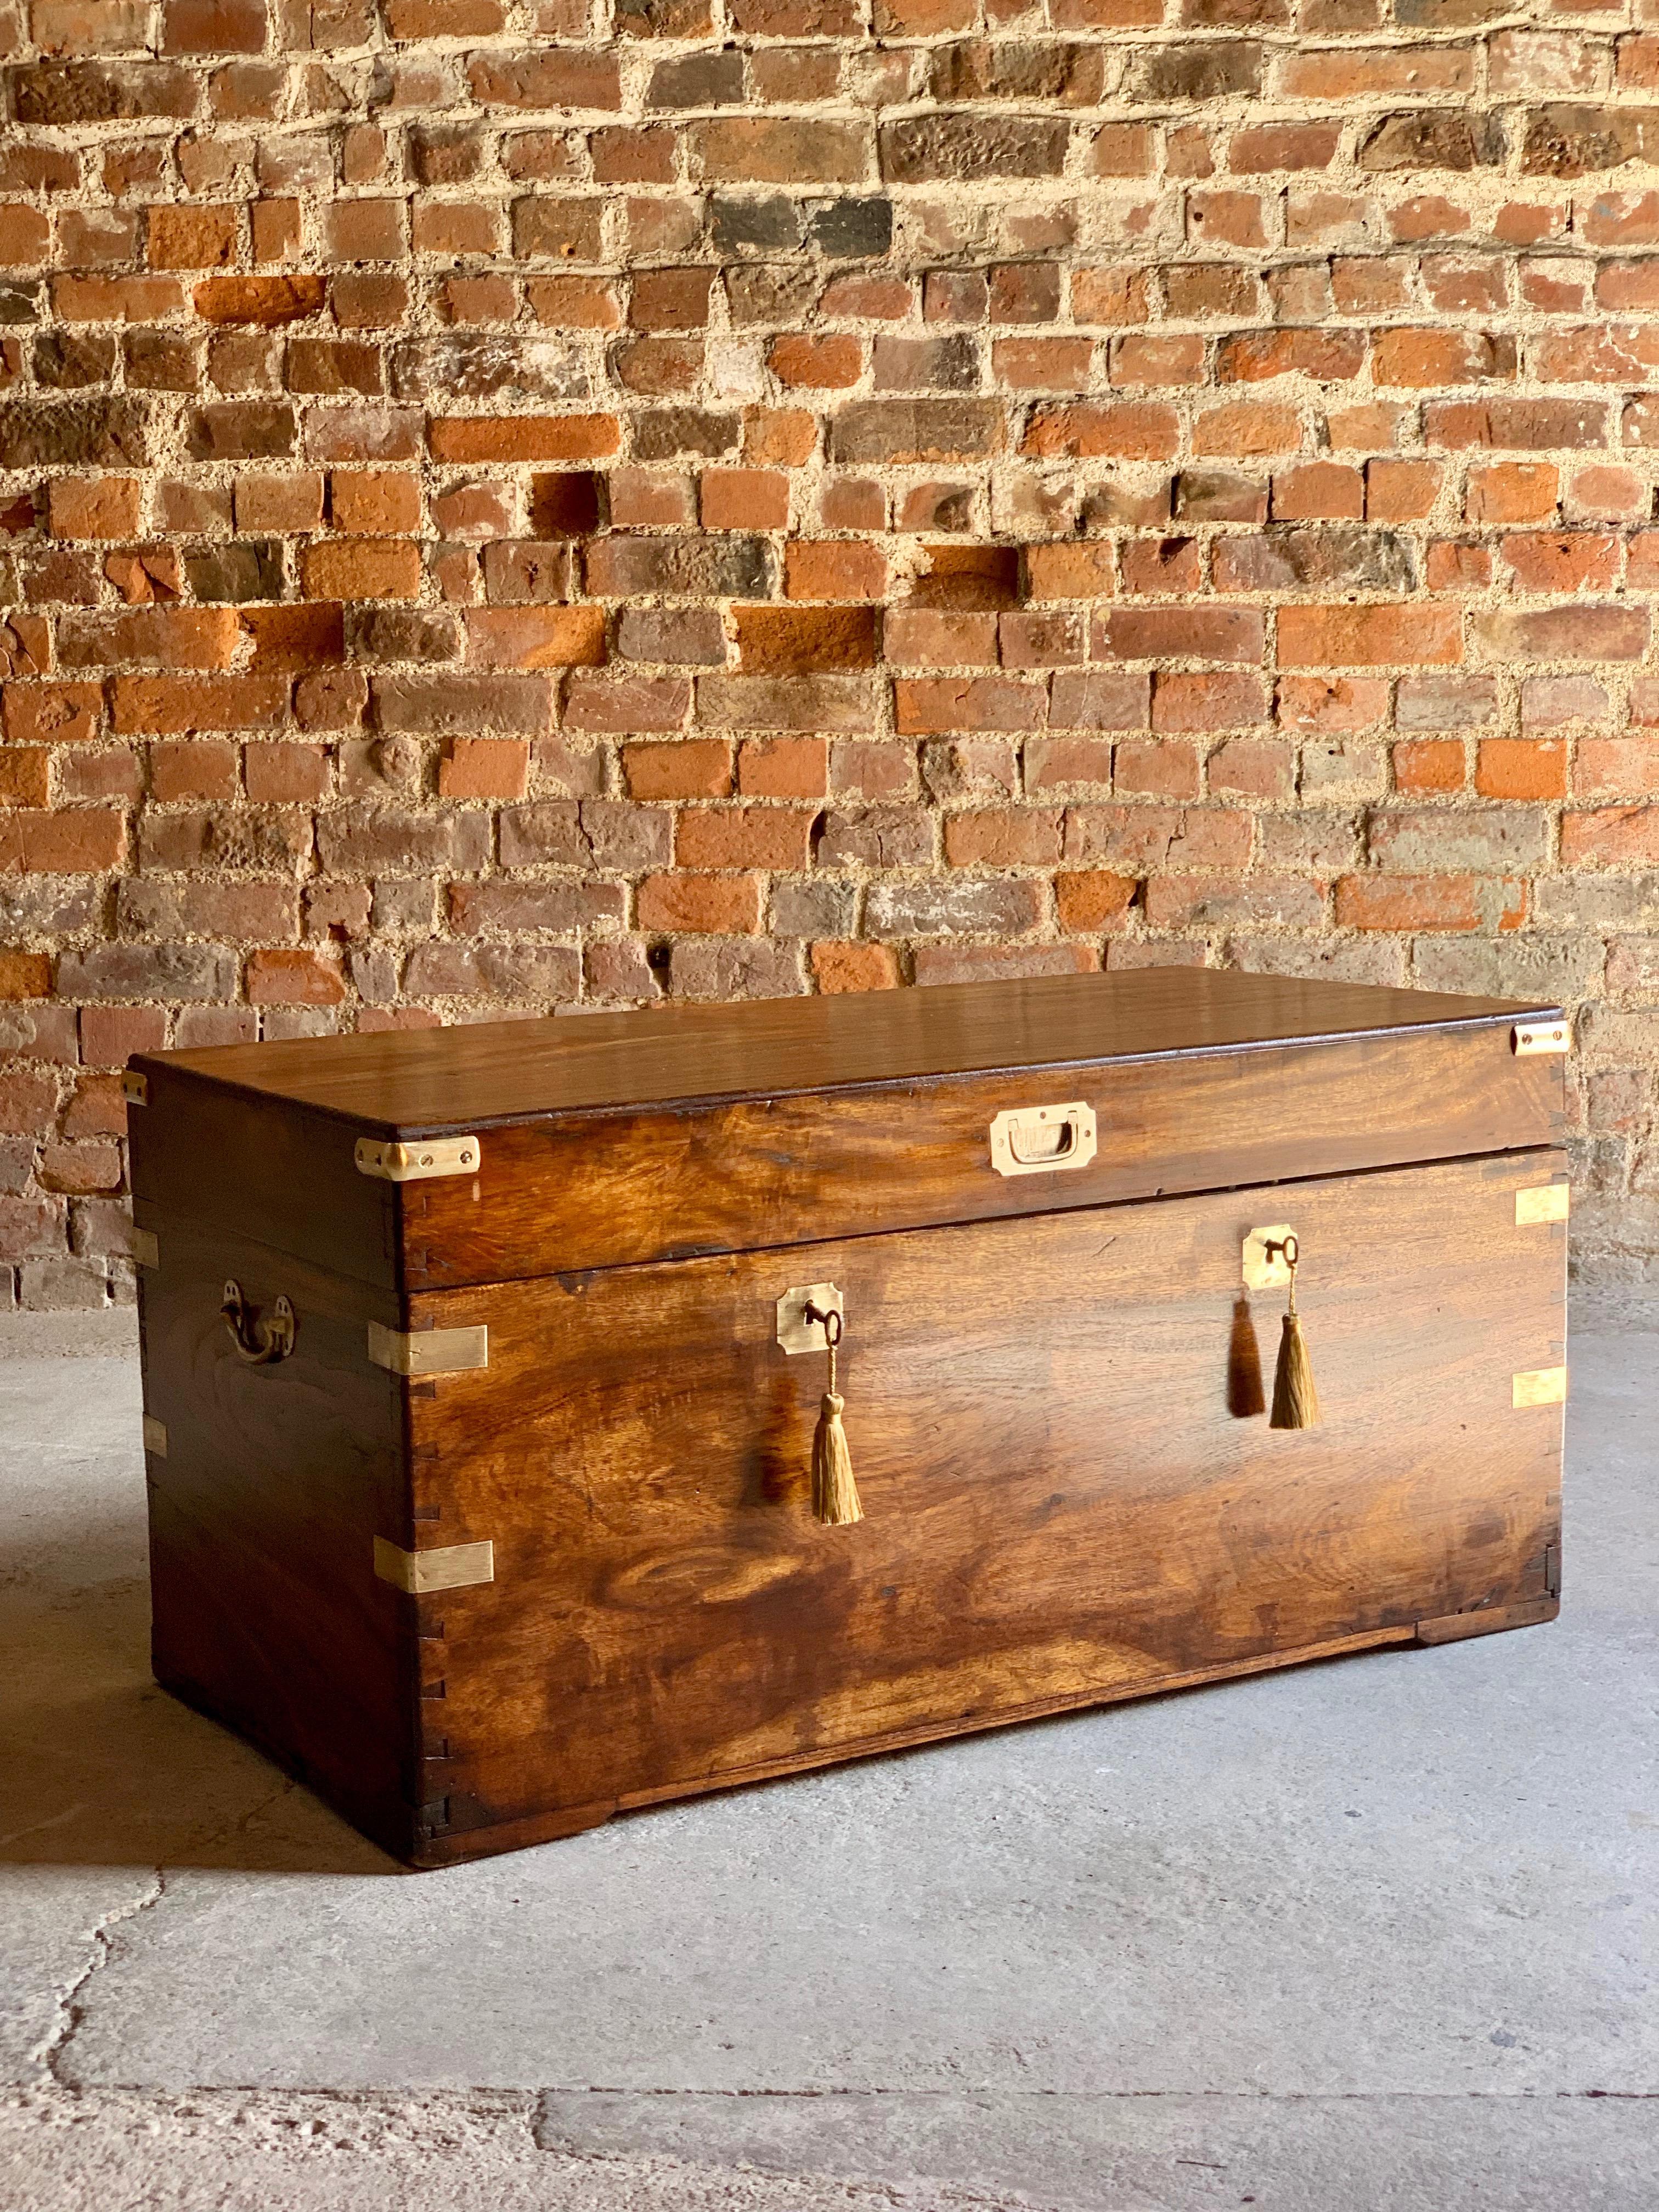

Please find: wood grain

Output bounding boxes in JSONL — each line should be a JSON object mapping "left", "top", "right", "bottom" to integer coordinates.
{"left": 400, "top": 1150, "right": 1566, "bottom": 1861}
{"left": 400, "top": 1020, "right": 1563, "bottom": 1285}
{"left": 139, "top": 1216, "right": 422, "bottom": 1861}
{"left": 131, "top": 1009, "right": 1565, "bottom": 1291}
{"left": 138, "top": 968, "right": 1555, "bottom": 1132}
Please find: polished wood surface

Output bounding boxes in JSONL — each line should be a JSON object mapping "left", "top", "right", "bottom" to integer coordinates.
{"left": 130, "top": 998, "right": 1566, "bottom": 1290}
{"left": 399, "top": 1023, "right": 1564, "bottom": 1285}
{"left": 138, "top": 1215, "right": 418, "bottom": 1860}
{"left": 400, "top": 1150, "right": 1566, "bottom": 1863}
{"left": 138, "top": 969, "right": 1555, "bottom": 1133}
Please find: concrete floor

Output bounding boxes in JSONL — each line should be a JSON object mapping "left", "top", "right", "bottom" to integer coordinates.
{"left": 0, "top": 1304, "right": 1654, "bottom": 2211}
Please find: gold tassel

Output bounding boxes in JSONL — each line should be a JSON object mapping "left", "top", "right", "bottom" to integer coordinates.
{"left": 808, "top": 1307, "right": 862, "bottom": 1526}
{"left": 1269, "top": 1239, "right": 1321, "bottom": 1431}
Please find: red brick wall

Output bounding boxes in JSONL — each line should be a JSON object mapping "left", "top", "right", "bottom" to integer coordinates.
{"left": 2, "top": 0, "right": 1657, "bottom": 1306}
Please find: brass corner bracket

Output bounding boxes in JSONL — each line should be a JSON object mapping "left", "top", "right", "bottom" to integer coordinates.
{"left": 355, "top": 1135, "right": 482, "bottom": 1183}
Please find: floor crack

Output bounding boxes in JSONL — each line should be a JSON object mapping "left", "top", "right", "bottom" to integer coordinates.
{"left": 32, "top": 1870, "right": 167, "bottom": 2087}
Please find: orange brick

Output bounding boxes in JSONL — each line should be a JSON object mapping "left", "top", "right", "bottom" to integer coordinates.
{"left": 148, "top": 203, "right": 238, "bottom": 269}
{"left": 785, "top": 539, "right": 887, "bottom": 601}
{"left": 675, "top": 805, "right": 816, "bottom": 870}
{"left": 0, "top": 949, "right": 53, "bottom": 997}
{"left": 47, "top": 477, "right": 142, "bottom": 540}
{"left": 301, "top": 538, "right": 422, "bottom": 601}
{"left": 700, "top": 470, "right": 789, "bottom": 531}
{"left": 438, "top": 738, "right": 531, "bottom": 799}
{"left": 0, "top": 749, "right": 49, "bottom": 807}
{"left": 1465, "top": 462, "right": 1559, "bottom": 525}
{"left": 768, "top": 334, "right": 862, "bottom": 388}
{"left": 636, "top": 873, "right": 764, "bottom": 933}
{"left": 623, "top": 740, "right": 733, "bottom": 800}
{"left": 1334, "top": 874, "right": 1483, "bottom": 931}
{"left": 733, "top": 605, "right": 877, "bottom": 674}
{"left": 1393, "top": 739, "right": 1465, "bottom": 794}
{"left": 1475, "top": 738, "right": 1567, "bottom": 800}
{"left": 810, "top": 941, "right": 901, "bottom": 992}
{"left": 737, "top": 736, "right": 827, "bottom": 798}
{"left": 330, "top": 470, "right": 422, "bottom": 535}
{"left": 1277, "top": 605, "right": 1462, "bottom": 668}
{"left": 245, "top": 948, "right": 348, "bottom": 1006}
{"left": 1055, "top": 872, "right": 1137, "bottom": 932}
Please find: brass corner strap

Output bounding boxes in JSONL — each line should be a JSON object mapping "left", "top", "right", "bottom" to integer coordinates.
{"left": 374, "top": 1536, "right": 494, "bottom": 1594}
{"left": 121, "top": 1070, "right": 148, "bottom": 1106}
{"left": 1513, "top": 1366, "right": 1567, "bottom": 1409}
{"left": 355, "top": 1135, "right": 482, "bottom": 1183}
{"left": 1516, "top": 1183, "right": 1570, "bottom": 1226}
{"left": 366, "top": 1319, "right": 488, "bottom": 1377}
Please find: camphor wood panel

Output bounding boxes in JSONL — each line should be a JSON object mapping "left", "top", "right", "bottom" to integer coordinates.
{"left": 399, "top": 1019, "right": 1562, "bottom": 1287}
{"left": 131, "top": 983, "right": 1565, "bottom": 1291}
{"left": 141, "top": 969, "right": 1545, "bottom": 1131}
{"left": 138, "top": 1217, "right": 416, "bottom": 1857}
{"left": 403, "top": 1150, "right": 1567, "bottom": 1864}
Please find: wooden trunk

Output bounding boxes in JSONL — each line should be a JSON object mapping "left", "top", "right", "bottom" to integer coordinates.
{"left": 128, "top": 970, "right": 1570, "bottom": 1869}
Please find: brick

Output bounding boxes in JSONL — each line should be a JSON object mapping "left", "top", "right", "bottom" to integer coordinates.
{"left": 1096, "top": 608, "right": 1265, "bottom": 664}
{"left": 733, "top": 606, "right": 877, "bottom": 674}
{"left": 1277, "top": 606, "right": 1462, "bottom": 669}
{"left": 464, "top": 607, "right": 609, "bottom": 669}
{"left": 810, "top": 941, "right": 901, "bottom": 992}
{"left": 301, "top": 539, "right": 422, "bottom": 602}
{"left": 636, "top": 873, "right": 764, "bottom": 933}
{"left": 623, "top": 739, "right": 733, "bottom": 799}
{"left": 1474, "top": 606, "right": 1649, "bottom": 663}
{"left": 246, "top": 947, "right": 346, "bottom": 1006}
{"left": 675, "top": 806, "right": 816, "bottom": 870}
{"left": 438, "top": 738, "right": 531, "bottom": 799}
{"left": 1335, "top": 874, "right": 1487, "bottom": 931}
{"left": 894, "top": 678, "right": 1045, "bottom": 734}
{"left": 1476, "top": 740, "right": 1568, "bottom": 802}
{"left": 111, "top": 674, "right": 286, "bottom": 733}
{"left": 701, "top": 470, "right": 789, "bottom": 531}
{"left": 429, "top": 415, "right": 620, "bottom": 463}
{"left": 47, "top": 476, "right": 141, "bottom": 540}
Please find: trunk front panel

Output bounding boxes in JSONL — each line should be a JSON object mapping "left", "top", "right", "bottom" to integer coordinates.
{"left": 407, "top": 1152, "right": 1566, "bottom": 1850}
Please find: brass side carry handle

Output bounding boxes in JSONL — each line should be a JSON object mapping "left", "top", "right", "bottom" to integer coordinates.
{"left": 221, "top": 1279, "right": 296, "bottom": 1365}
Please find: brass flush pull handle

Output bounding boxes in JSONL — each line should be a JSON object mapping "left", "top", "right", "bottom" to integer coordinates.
{"left": 989, "top": 1102, "right": 1097, "bottom": 1178}
{"left": 221, "top": 1278, "right": 296, "bottom": 1365}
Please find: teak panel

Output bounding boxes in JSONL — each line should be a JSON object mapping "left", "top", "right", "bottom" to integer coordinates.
{"left": 137, "top": 969, "right": 1550, "bottom": 1132}
{"left": 131, "top": 1014, "right": 1564, "bottom": 1290}
{"left": 400, "top": 1021, "right": 1562, "bottom": 1286}
{"left": 138, "top": 1218, "right": 416, "bottom": 1854}
{"left": 402, "top": 1151, "right": 1566, "bottom": 1863}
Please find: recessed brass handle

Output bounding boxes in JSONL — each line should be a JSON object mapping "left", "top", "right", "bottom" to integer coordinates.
{"left": 221, "top": 1278, "right": 296, "bottom": 1365}
{"left": 989, "top": 1102, "right": 1098, "bottom": 1178}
